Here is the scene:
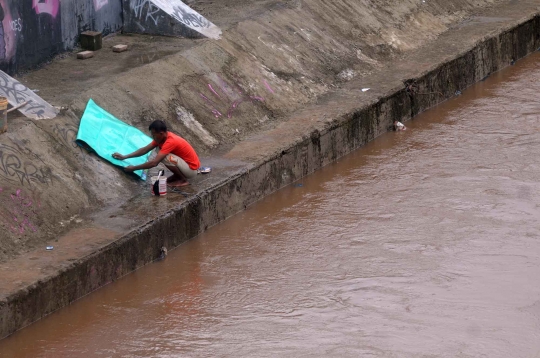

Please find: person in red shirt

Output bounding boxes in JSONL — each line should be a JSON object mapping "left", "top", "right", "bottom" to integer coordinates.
{"left": 112, "top": 120, "right": 200, "bottom": 187}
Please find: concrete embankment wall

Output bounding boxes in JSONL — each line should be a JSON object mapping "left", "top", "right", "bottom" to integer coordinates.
{"left": 0, "top": 0, "right": 122, "bottom": 74}
{"left": 1, "top": 9, "right": 539, "bottom": 338}
{"left": 1, "top": 0, "right": 513, "bottom": 268}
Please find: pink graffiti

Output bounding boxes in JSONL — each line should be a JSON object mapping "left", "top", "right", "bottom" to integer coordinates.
{"left": 94, "top": 0, "right": 108, "bottom": 11}
{"left": 199, "top": 93, "right": 223, "bottom": 118}
{"left": 208, "top": 84, "right": 221, "bottom": 99}
{"left": 32, "top": 0, "right": 59, "bottom": 18}
{"left": 196, "top": 77, "right": 266, "bottom": 119}
{"left": 0, "top": 0, "right": 18, "bottom": 61}
{"left": 263, "top": 80, "right": 275, "bottom": 94}
{"left": 2, "top": 188, "right": 40, "bottom": 234}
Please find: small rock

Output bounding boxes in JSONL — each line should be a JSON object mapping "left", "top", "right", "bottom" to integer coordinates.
{"left": 112, "top": 44, "right": 128, "bottom": 53}
{"left": 77, "top": 51, "right": 94, "bottom": 60}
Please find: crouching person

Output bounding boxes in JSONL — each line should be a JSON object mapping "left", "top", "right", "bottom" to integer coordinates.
{"left": 112, "top": 120, "right": 200, "bottom": 187}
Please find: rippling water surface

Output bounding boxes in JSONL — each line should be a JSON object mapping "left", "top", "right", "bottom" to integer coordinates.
{"left": 2, "top": 53, "right": 540, "bottom": 357}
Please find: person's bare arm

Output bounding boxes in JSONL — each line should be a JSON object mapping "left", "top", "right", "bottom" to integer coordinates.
{"left": 112, "top": 143, "right": 156, "bottom": 160}
{"left": 124, "top": 152, "right": 168, "bottom": 172}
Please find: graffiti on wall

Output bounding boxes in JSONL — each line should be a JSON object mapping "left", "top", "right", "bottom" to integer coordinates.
{"left": 0, "top": 187, "right": 41, "bottom": 234}
{"left": 145, "top": 0, "right": 221, "bottom": 39}
{"left": 32, "top": 0, "right": 59, "bottom": 18}
{"left": 0, "top": 143, "right": 54, "bottom": 187}
{"left": 0, "top": 71, "right": 59, "bottom": 119}
{"left": 189, "top": 75, "right": 265, "bottom": 119}
{"left": 94, "top": 0, "right": 109, "bottom": 11}
{"left": 0, "top": 0, "right": 19, "bottom": 62}
{"left": 130, "top": 0, "right": 160, "bottom": 26}
{"left": 170, "top": 5, "right": 210, "bottom": 29}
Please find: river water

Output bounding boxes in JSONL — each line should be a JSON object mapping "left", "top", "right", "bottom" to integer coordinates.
{"left": 2, "top": 52, "right": 540, "bottom": 357}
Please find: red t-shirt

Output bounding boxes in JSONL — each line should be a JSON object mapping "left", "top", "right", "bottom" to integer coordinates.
{"left": 151, "top": 132, "right": 200, "bottom": 170}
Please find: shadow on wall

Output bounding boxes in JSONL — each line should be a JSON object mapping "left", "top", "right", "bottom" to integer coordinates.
{"left": 0, "top": 0, "right": 122, "bottom": 75}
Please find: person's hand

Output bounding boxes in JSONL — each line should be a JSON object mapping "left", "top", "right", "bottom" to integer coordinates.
{"left": 112, "top": 153, "right": 125, "bottom": 160}
{"left": 124, "top": 166, "right": 135, "bottom": 173}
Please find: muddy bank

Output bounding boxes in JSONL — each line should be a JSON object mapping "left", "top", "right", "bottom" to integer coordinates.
{"left": 0, "top": 0, "right": 539, "bottom": 339}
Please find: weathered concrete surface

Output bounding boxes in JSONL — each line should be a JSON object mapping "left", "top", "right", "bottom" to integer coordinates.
{"left": 0, "top": 0, "right": 539, "bottom": 339}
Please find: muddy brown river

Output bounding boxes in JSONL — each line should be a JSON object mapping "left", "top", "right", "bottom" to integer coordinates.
{"left": 2, "top": 52, "right": 540, "bottom": 357}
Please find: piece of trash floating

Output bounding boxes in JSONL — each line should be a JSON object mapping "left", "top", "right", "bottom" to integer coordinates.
{"left": 46, "top": 246, "right": 54, "bottom": 250}
{"left": 159, "top": 246, "right": 168, "bottom": 260}
{"left": 394, "top": 121, "right": 406, "bottom": 131}
{"left": 455, "top": 90, "right": 462, "bottom": 96}
{"left": 198, "top": 166, "right": 212, "bottom": 174}
{"left": 362, "top": 88, "right": 370, "bottom": 92}
{"left": 294, "top": 183, "right": 304, "bottom": 187}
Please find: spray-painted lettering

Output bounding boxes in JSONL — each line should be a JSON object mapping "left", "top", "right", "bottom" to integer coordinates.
{"left": 130, "top": 0, "right": 160, "bottom": 26}
{"left": 9, "top": 18, "right": 22, "bottom": 32}
{"left": 0, "top": 144, "right": 54, "bottom": 186}
{"left": 0, "top": 188, "right": 41, "bottom": 234}
{"left": 195, "top": 76, "right": 265, "bottom": 119}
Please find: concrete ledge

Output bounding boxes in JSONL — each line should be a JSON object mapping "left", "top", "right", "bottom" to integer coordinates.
{"left": 1, "top": 12, "right": 539, "bottom": 340}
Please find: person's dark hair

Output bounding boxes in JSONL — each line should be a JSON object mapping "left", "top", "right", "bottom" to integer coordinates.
{"left": 149, "top": 120, "right": 167, "bottom": 132}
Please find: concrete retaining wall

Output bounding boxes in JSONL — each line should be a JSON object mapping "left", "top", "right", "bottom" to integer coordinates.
{"left": 0, "top": 0, "right": 122, "bottom": 74}
{"left": 1, "top": 12, "right": 539, "bottom": 339}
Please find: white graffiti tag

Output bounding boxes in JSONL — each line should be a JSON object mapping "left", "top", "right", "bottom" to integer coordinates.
{"left": 130, "top": 0, "right": 160, "bottom": 26}
{"left": 147, "top": 0, "right": 221, "bottom": 39}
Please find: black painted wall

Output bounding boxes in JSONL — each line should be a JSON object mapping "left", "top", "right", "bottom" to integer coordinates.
{"left": 0, "top": 0, "right": 123, "bottom": 75}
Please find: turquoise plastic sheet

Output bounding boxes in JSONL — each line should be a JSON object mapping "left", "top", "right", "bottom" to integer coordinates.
{"left": 76, "top": 99, "right": 152, "bottom": 179}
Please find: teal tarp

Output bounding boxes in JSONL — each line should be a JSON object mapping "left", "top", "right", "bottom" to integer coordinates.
{"left": 76, "top": 99, "right": 152, "bottom": 179}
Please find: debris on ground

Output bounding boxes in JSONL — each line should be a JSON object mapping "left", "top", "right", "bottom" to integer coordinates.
{"left": 77, "top": 51, "right": 94, "bottom": 60}
{"left": 80, "top": 31, "right": 103, "bottom": 51}
{"left": 198, "top": 167, "right": 212, "bottom": 174}
{"left": 113, "top": 44, "right": 129, "bottom": 53}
